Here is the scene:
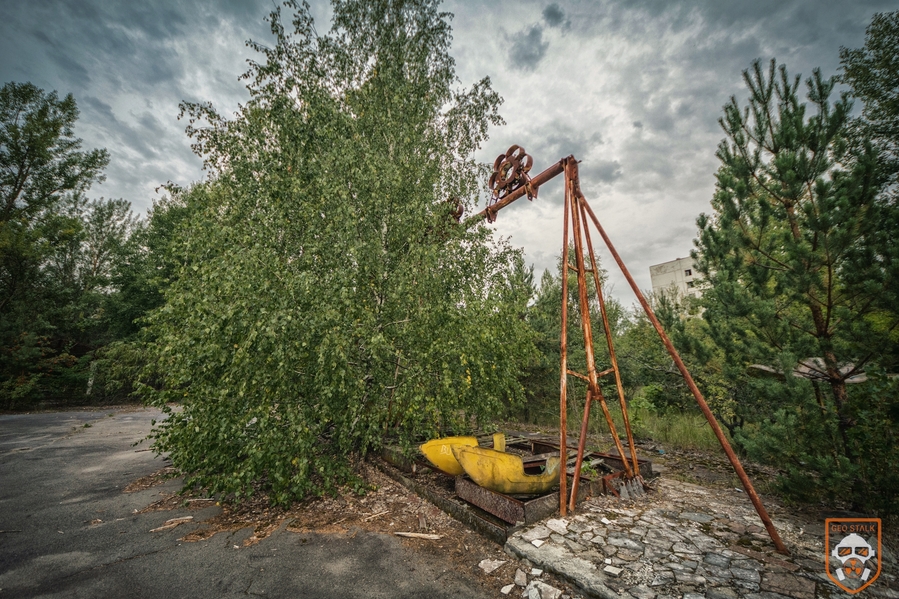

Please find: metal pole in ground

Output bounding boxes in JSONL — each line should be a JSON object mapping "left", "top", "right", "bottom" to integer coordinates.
{"left": 567, "top": 162, "right": 634, "bottom": 511}
{"left": 558, "top": 160, "right": 572, "bottom": 517}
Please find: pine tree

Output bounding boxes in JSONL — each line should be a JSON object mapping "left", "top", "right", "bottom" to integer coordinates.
{"left": 694, "top": 59, "right": 898, "bottom": 512}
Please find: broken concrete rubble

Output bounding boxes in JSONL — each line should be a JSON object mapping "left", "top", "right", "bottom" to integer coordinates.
{"left": 503, "top": 478, "right": 898, "bottom": 599}
{"left": 478, "top": 558, "right": 505, "bottom": 574}
{"left": 515, "top": 568, "right": 528, "bottom": 587}
{"left": 523, "top": 580, "right": 564, "bottom": 599}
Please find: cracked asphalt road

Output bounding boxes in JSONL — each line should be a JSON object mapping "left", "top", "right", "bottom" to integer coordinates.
{"left": 0, "top": 408, "right": 489, "bottom": 599}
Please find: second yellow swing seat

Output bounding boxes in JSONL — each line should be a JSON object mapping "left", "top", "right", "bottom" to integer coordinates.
{"left": 452, "top": 445, "right": 560, "bottom": 495}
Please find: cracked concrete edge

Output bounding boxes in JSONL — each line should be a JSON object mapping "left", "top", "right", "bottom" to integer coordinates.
{"left": 504, "top": 536, "right": 619, "bottom": 599}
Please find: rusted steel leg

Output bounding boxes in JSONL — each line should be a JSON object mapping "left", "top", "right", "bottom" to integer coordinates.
{"left": 569, "top": 389, "right": 592, "bottom": 511}
{"left": 578, "top": 198, "right": 640, "bottom": 476}
{"left": 567, "top": 162, "right": 633, "bottom": 482}
{"left": 558, "top": 161, "right": 572, "bottom": 517}
{"left": 579, "top": 200, "right": 790, "bottom": 556}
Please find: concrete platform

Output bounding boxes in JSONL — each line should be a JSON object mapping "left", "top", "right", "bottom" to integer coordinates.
{"left": 503, "top": 479, "right": 899, "bottom": 599}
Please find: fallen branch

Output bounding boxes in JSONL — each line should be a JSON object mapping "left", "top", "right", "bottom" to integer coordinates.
{"left": 394, "top": 532, "right": 442, "bottom": 540}
{"left": 361, "top": 510, "right": 389, "bottom": 522}
{"left": 150, "top": 516, "right": 194, "bottom": 532}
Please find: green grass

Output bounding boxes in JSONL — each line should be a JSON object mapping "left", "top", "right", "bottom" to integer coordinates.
{"left": 512, "top": 389, "right": 732, "bottom": 453}
{"left": 630, "top": 408, "right": 725, "bottom": 451}
{"left": 582, "top": 404, "right": 726, "bottom": 452}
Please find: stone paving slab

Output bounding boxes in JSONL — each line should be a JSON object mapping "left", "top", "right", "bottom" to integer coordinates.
{"left": 504, "top": 479, "right": 898, "bottom": 599}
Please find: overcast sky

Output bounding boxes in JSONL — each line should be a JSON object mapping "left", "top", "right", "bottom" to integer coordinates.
{"left": 1, "top": 0, "right": 892, "bottom": 301}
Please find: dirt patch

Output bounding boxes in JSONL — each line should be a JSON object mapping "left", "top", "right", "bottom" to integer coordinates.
{"left": 124, "top": 466, "right": 177, "bottom": 494}
{"left": 647, "top": 443, "right": 779, "bottom": 491}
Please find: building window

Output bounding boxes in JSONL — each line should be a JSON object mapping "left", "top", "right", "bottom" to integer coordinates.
{"left": 684, "top": 269, "right": 692, "bottom": 276}
{"left": 686, "top": 281, "right": 695, "bottom": 288}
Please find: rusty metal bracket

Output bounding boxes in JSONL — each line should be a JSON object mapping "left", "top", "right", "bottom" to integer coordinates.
{"left": 470, "top": 151, "right": 566, "bottom": 225}
{"left": 447, "top": 196, "right": 464, "bottom": 222}
{"left": 486, "top": 145, "right": 533, "bottom": 222}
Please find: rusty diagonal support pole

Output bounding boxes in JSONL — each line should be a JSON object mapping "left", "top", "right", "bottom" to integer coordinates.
{"left": 579, "top": 198, "right": 641, "bottom": 475}
{"left": 567, "top": 159, "right": 634, "bottom": 511}
{"left": 470, "top": 151, "right": 788, "bottom": 555}
{"left": 579, "top": 200, "right": 790, "bottom": 555}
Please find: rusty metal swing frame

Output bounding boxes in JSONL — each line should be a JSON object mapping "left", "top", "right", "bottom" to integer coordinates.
{"left": 467, "top": 148, "right": 789, "bottom": 555}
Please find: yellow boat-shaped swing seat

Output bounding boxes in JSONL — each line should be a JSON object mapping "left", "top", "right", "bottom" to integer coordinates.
{"left": 452, "top": 445, "right": 561, "bottom": 495}
{"left": 419, "top": 436, "right": 479, "bottom": 476}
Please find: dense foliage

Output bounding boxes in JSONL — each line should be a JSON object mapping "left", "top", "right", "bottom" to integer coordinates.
{"left": 140, "top": 0, "right": 536, "bottom": 503}
{"left": 839, "top": 11, "right": 899, "bottom": 376}
{"left": 841, "top": 12, "right": 899, "bottom": 186}
{"left": 693, "top": 57, "right": 898, "bottom": 513}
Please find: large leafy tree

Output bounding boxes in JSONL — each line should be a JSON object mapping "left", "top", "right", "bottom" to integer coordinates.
{"left": 0, "top": 82, "right": 108, "bottom": 223}
{"left": 142, "top": 0, "right": 535, "bottom": 503}
{"left": 694, "top": 59, "right": 898, "bottom": 512}
{"left": 105, "top": 190, "right": 200, "bottom": 340}
{"left": 1, "top": 82, "right": 109, "bottom": 318}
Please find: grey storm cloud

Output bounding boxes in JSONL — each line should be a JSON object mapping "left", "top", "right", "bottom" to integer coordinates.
{"left": 506, "top": 2, "right": 570, "bottom": 71}
{"left": 539, "top": 127, "right": 604, "bottom": 163}
{"left": 508, "top": 24, "right": 550, "bottom": 70}
{"left": 0, "top": 0, "right": 278, "bottom": 210}
{"left": 542, "top": 4, "right": 568, "bottom": 29}
{"left": 81, "top": 96, "right": 121, "bottom": 128}
{"left": 591, "top": 160, "right": 623, "bottom": 183}
{"left": 81, "top": 96, "right": 162, "bottom": 162}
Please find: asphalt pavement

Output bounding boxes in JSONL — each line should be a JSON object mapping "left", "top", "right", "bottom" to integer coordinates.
{"left": 0, "top": 408, "right": 488, "bottom": 598}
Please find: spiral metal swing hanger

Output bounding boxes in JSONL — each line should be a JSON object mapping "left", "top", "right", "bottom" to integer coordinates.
{"left": 485, "top": 145, "right": 535, "bottom": 223}
{"left": 472, "top": 147, "right": 790, "bottom": 556}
